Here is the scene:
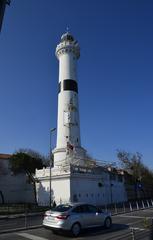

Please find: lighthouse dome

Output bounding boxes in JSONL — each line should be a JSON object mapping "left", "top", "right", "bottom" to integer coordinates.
{"left": 61, "top": 32, "right": 74, "bottom": 42}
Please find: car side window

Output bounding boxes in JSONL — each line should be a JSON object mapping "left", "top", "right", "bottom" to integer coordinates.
{"left": 81, "top": 205, "right": 89, "bottom": 213}
{"left": 80, "top": 204, "right": 95, "bottom": 213}
{"left": 87, "top": 205, "right": 97, "bottom": 213}
{"left": 72, "top": 205, "right": 97, "bottom": 213}
{"left": 72, "top": 206, "right": 83, "bottom": 213}
{"left": 72, "top": 205, "right": 89, "bottom": 213}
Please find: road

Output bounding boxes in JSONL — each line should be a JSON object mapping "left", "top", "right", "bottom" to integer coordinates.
{"left": 0, "top": 214, "right": 43, "bottom": 232}
{"left": 0, "top": 208, "right": 153, "bottom": 239}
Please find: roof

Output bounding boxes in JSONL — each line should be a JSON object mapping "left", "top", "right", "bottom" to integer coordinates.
{"left": 0, "top": 154, "right": 11, "bottom": 159}
{"left": 61, "top": 32, "right": 74, "bottom": 42}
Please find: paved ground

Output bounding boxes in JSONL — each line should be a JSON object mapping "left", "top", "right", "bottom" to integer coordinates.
{"left": 0, "top": 215, "right": 43, "bottom": 232}
{"left": 0, "top": 208, "right": 153, "bottom": 239}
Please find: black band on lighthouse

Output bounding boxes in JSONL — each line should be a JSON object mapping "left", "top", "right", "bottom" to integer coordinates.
{"left": 63, "top": 79, "right": 78, "bottom": 93}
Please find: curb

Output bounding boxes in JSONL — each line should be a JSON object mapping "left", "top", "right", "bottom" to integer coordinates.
{"left": 0, "top": 225, "right": 42, "bottom": 235}
{"left": 0, "top": 212, "right": 44, "bottom": 220}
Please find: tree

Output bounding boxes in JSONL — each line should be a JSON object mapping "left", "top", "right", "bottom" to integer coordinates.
{"left": 10, "top": 149, "right": 45, "bottom": 204}
{"left": 117, "top": 151, "right": 143, "bottom": 180}
{"left": 117, "top": 150, "right": 153, "bottom": 198}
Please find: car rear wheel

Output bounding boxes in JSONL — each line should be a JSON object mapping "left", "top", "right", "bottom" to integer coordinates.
{"left": 52, "top": 229, "right": 59, "bottom": 235}
{"left": 104, "top": 217, "right": 112, "bottom": 229}
{"left": 71, "top": 222, "right": 81, "bottom": 237}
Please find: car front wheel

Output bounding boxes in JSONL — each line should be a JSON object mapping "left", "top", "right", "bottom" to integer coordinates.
{"left": 71, "top": 222, "right": 81, "bottom": 237}
{"left": 104, "top": 217, "right": 112, "bottom": 229}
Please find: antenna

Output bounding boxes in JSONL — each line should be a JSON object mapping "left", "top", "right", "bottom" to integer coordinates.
{"left": 66, "top": 26, "right": 69, "bottom": 33}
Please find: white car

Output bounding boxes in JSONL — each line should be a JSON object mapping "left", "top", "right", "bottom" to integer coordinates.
{"left": 43, "top": 202, "right": 112, "bottom": 237}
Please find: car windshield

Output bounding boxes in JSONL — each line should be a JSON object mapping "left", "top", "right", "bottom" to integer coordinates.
{"left": 52, "top": 204, "right": 72, "bottom": 212}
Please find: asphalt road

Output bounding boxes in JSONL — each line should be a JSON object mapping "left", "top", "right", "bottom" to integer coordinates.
{"left": 0, "top": 208, "right": 153, "bottom": 240}
{"left": 0, "top": 215, "right": 43, "bottom": 232}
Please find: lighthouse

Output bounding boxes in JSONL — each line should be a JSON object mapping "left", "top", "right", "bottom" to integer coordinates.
{"left": 53, "top": 32, "right": 86, "bottom": 167}
{"left": 35, "top": 32, "right": 127, "bottom": 206}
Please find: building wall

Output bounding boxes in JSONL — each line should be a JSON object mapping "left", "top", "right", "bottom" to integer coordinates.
{"left": 70, "top": 174, "right": 109, "bottom": 205}
{"left": 36, "top": 176, "right": 70, "bottom": 206}
{"left": 0, "top": 154, "right": 35, "bottom": 204}
{"left": 0, "top": 174, "right": 35, "bottom": 203}
{"left": 52, "top": 176, "right": 70, "bottom": 204}
{"left": 36, "top": 179, "right": 50, "bottom": 206}
{"left": 70, "top": 174, "right": 126, "bottom": 205}
{"left": 0, "top": 157, "right": 10, "bottom": 175}
{"left": 35, "top": 167, "right": 127, "bottom": 206}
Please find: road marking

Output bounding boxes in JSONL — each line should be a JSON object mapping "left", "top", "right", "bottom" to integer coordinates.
{"left": 117, "top": 215, "right": 151, "bottom": 219}
{"left": 140, "top": 209, "right": 153, "bottom": 212}
{"left": 16, "top": 232, "right": 49, "bottom": 240}
{"left": 130, "top": 227, "right": 147, "bottom": 231}
{"left": 128, "top": 219, "right": 145, "bottom": 225}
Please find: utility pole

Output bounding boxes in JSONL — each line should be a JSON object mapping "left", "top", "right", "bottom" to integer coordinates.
{"left": 0, "top": 0, "right": 11, "bottom": 32}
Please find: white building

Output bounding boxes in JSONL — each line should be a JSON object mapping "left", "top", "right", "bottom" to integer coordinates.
{"left": 36, "top": 164, "right": 126, "bottom": 206}
{"left": 35, "top": 32, "right": 127, "bottom": 206}
{"left": 0, "top": 153, "right": 35, "bottom": 204}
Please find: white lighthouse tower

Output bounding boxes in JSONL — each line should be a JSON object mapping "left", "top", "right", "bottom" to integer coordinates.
{"left": 35, "top": 32, "right": 127, "bottom": 206}
{"left": 53, "top": 32, "right": 86, "bottom": 167}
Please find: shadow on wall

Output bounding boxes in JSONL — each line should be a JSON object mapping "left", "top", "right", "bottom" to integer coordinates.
{"left": 73, "top": 194, "right": 78, "bottom": 202}
{"left": 37, "top": 183, "right": 55, "bottom": 206}
{"left": 0, "top": 190, "right": 4, "bottom": 204}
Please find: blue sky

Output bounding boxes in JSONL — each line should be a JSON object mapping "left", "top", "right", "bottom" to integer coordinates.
{"left": 0, "top": 0, "right": 153, "bottom": 167}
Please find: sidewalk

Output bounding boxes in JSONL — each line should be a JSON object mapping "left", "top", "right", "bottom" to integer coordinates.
{"left": 0, "top": 211, "right": 44, "bottom": 220}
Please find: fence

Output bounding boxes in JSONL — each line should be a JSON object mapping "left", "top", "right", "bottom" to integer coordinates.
{"left": 106, "top": 228, "right": 151, "bottom": 240}
{"left": 101, "top": 199, "right": 153, "bottom": 215}
{"left": 0, "top": 203, "right": 48, "bottom": 215}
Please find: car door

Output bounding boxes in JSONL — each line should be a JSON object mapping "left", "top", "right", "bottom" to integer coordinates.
{"left": 93, "top": 208, "right": 105, "bottom": 226}
{"left": 86, "top": 204, "right": 100, "bottom": 227}
{"left": 72, "top": 205, "right": 89, "bottom": 228}
{"left": 86, "top": 205, "right": 106, "bottom": 227}
{"left": 81, "top": 204, "right": 94, "bottom": 227}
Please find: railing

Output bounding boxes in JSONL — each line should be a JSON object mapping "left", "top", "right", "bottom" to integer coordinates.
{"left": 107, "top": 228, "right": 151, "bottom": 240}
{"left": 100, "top": 199, "right": 153, "bottom": 215}
{"left": 0, "top": 203, "right": 48, "bottom": 215}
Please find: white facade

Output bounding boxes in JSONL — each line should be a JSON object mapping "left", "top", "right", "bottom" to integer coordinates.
{"left": 35, "top": 165, "right": 127, "bottom": 206}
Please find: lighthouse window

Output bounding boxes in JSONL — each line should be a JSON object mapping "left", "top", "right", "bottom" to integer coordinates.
{"left": 63, "top": 79, "right": 78, "bottom": 93}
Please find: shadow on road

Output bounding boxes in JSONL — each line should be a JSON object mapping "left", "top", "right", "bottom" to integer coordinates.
{"left": 79, "top": 224, "right": 129, "bottom": 237}
{"left": 52, "top": 223, "right": 129, "bottom": 238}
